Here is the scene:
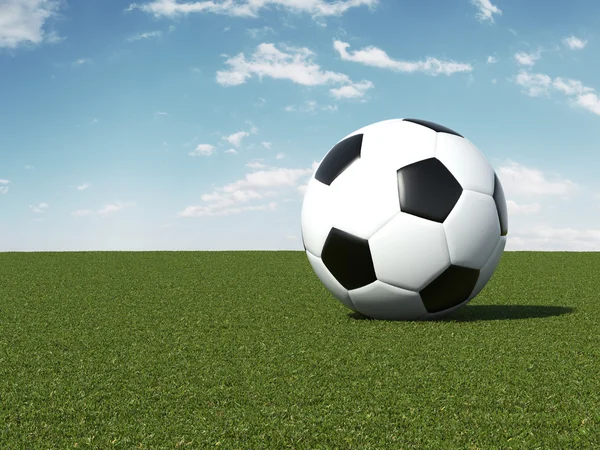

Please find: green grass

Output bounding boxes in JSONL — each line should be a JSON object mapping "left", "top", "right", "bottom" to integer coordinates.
{"left": 0, "top": 251, "right": 599, "bottom": 449}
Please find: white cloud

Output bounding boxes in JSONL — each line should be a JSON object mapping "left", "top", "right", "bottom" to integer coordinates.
{"left": 29, "top": 202, "right": 49, "bottom": 213}
{"left": 333, "top": 40, "right": 472, "bottom": 75}
{"left": 126, "top": 0, "right": 377, "bottom": 19}
{"left": 180, "top": 187, "right": 279, "bottom": 216}
{"left": 0, "top": 179, "right": 10, "bottom": 194}
{"left": 178, "top": 201, "right": 278, "bottom": 217}
{"left": 189, "top": 144, "right": 215, "bottom": 156}
{"left": 77, "top": 183, "right": 90, "bottom": 191}
{"left": 497, "top": 162, "right": 599, "bottom": 250}
{"left": 261, "top": 141, "right": 272, "bottom": 150}
{"left": 97, "top": 203, "right": 127, "bottom": 216}
{"left": 506, "top": 200, "right": 541, "bottom": 215}
{"left": 246, "top": 26, "right": 275, "bottom": 38}
{"left": 0, "top": 0, "right": 62, "bottom": 49}
{"left": 330, "top": 80, "right": 373, "bottom": 99}
{"left": 72, "top": 58, "right": 92, "bottom": 66}
{"left": 127, "top": 30, "right": 162, "bottom": 41}
{"left": 487, "top": 56, "right": 497, "bottom": 64}
{"left": 201, "top": 189, "right": 267, "bottom": 205}
{"left": 513, "top": 70, "right": 552, "bottom": 96}
{"left": 223, "top": 166, "right": 315, "bottom": 192}
{"left": 216, "top": 42, "right": 352, "bottom": 88}
{"left": 177, "top": 164, "right": 317, "bottom": 217}
{"left": 507, "top": 226, "right": 600, "bottom": 251}
{"left": 72, "top": 201, "right": 133, "bottom": 217}
{"left": 224, "top": 148, "right": 238, "bottom": 154}
{"left": 154, "top": 111, "right": 168, "bottom": 117}
{"left": 285, "top": 100, "right": 338, "bottom": 112}
{"left": 513, "top": 70, "right": 600, "bottom": 116}
{"left": 470, "top": 0, "right": 502, "bottom": 23}
{"left": 224, "top": 131, "right": 249, "bottom": 147}
{"left": 575, "top": 93, "right": 600, "bottom": 115}
{"left": 246, "top": 161, "right": 268, "bottom": 169}
{"left": 497, "top": 160, "right": 578, "bottom": 198}
{"left": 514, "top": 50, "right": 541, "bottom": 67}
{"left": 552, "top": 78, "right": 594, "bottom": 96}
{"left": 275, "top": 153, "right": 284, "bottom": 160}
{"left": 563, "top": 36, "right": 587, "bottom": 50}
{"left": 25, "top": 165, "right": 34, "bottom": 169}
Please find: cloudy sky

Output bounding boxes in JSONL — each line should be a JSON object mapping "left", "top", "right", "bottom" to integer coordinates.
{"left": 1, "top": 0, "right": 599, "bottom": 251}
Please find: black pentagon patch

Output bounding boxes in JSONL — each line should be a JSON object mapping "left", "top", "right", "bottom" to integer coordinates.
{"left": 420, "top": 265, "right": 480, "bottom": 313}
{"left": 493, "top": 173, "right": 508, "bottom": 236}
{"left": 315, "top": 134, "right": 363, "bottom": 186}
{"left": 403, "top": 118, "right": 463, "bottom": 138}
{"left": 397, "top": 158, "right": 462, "bottom": 223}
{"left": 321, "top": 227, "right": 376, "bottom": 291}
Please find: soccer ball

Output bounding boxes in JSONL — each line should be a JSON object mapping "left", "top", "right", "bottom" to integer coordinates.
{"left": 301, "top": 118, "right": 508, "bottom": 320}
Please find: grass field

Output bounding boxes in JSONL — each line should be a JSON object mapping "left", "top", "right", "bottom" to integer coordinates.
{"left": 0, "top": 251, "right": 599, "bottom": 449}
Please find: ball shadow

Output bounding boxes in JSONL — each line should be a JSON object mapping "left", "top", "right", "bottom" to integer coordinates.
{"left": 347, "top": 304, "right": 575, "bottom": 322}
{"left": 442, "top": 304, "right": 575, "bottom": 322}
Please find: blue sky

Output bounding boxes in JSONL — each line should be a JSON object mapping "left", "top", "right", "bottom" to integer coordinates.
{"left": 1, "top": 0, "right": 599, "bottom": 251}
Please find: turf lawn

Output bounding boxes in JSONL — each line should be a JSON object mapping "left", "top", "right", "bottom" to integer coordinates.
{"left": 0, "top": 251, "right": 599, "bottom": 449}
